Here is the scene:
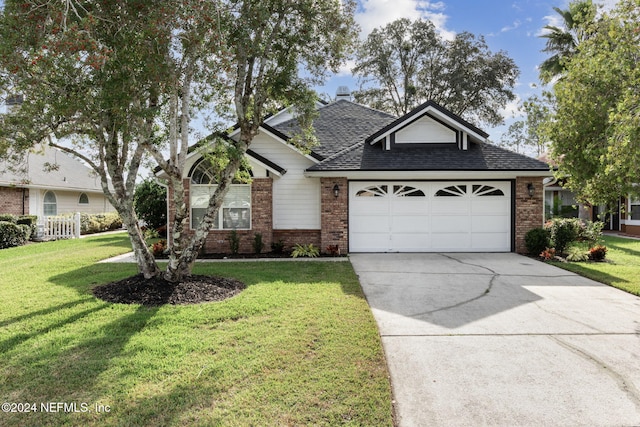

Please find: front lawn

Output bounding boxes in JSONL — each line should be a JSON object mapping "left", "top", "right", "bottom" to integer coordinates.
{"left": 550, "top": 234, "right": 640, "bottom": 296}
{"left": 0, "top": 234, "right": 393, "bottom": 426}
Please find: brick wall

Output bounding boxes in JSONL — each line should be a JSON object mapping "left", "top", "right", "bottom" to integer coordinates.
{"left": 320, "top": 177, "right": 348, "bottom": 254}
{"left": 272, "top": 229, "right": 321, "bottom": 251}
{"left": 200, "top": 178, "right": 273, "bottom": 254}
{"left": 515, "top": 177, "right": 545, "bottom": 254}
{"left": 0, "top": 186, "right": 28, "bottom": 216}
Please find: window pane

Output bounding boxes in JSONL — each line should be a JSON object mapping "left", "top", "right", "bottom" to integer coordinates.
{"left": 79, "top": 193, "right": 89, "bottom": 204}
{"left": 190, "top": 184, "right": 251, "bottom": 229}
{"left": 631, "top": 205, "right": 640, "bottom": 220}
{"left": 222, "top": 208, "right": 250, "bottom": 229}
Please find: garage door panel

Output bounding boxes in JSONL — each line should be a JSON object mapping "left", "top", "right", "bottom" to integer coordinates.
{"left": 431, "top": 233, "right": 471, "bottom": 250}
{"left": 391, "top": 233, "right": 430, "bottom": 251}
{"left": 431, "top": 198, "right": 468, "bottom": 214}
{"left": 471, "top": 199, "right": 510, "bottom": 214}
{"left": 350, "top": 233, "right": 389, "bottom": 252}
{"left": 471, "top": 233, "right": 510, "bottom": 250}
{"left": 471, "top": 215, "right": 511, "bottom": 232}
{"left": 391, "top": 216, "right": 428, "bottom": 233}
{"left": 350, "top": 216, "right": 389, "bottom": 233}
{"left": 432, "top": 215, "right": 470, "bottom": 232}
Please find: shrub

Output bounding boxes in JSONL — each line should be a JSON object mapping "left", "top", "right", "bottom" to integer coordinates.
{"left": 229, "top": 230, "right": 240, "bottom": 254}
{"left": 579, "top": 221, "right": 604, "bottom": 246}
{"left": 326, "top": 244, "right": 340, "bottom": 256}
{"left": 544, "top": 218, "right": 581, "bottom": 254}
{"left": 17, "top": 215, "right": 37, "bottom": 240}
{"left": 253, "top": 233, "right": 264, "bottom": 254}
{"left": 17, "top": 224, "right": 32, "bottom": 241}
{"left": 134, "top": 179, "right": 167, "bottom": 230}
{"left": 589, "top": 245, "right": 607, "bottom": 261}
{"left": 566, "top": 246, "right": 589, "bottom": 262}
{"left": 524, "top": 227, "right": 550, "bottom": 256}
{"left": 0, "top": 221, "right": 27, "bottom": 249}
{"left": 0, "top": 214, "right": 17, "bottom": 223}
{"left": 151, "top": 239, "right": 167, "bottom": 257}
{"left": 271, "top": 240, "right": 285, "bottom": 254}
{"left": 540, "top": 247, "right": 556, "bottom": 261}
{"left": 291, "top": 243, "right": 319, "bottom": 258}
{"left": 79, "top": 212, "right": 122, "bottom": 234}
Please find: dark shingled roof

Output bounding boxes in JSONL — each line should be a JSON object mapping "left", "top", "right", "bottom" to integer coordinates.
{"left": 308, "top": 140, "right": 551, "bottom": 172}
{"left": 273, "top": 100, "right": 396, "bottom": 160}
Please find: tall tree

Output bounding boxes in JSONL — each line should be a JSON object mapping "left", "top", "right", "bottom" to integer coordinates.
{"left": 0, "top": 0, "right": 357, "bottom": 282}
{"left": 146, "top": 0, "right": 357, "bottom": 282}
{"left": 500, "top": 94, "right": 553, "bottom": 156}
{"left": 352, "top": 18, "right": 519, "bottom": 126}
{"left": 538, "top": 0, "right": 598, "bottom": 84}
{"left": 545, "top": 0, "right": 640, "bottom": 207}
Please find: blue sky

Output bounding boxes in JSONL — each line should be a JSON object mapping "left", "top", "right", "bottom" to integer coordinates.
{"left": 317, "top": 0, "right": 618, "bottom": 141}
{"left": 1, "top": 0, "right": 617, "bottom": 142}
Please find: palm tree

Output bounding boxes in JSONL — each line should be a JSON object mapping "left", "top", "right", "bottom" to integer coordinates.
{"left": 539, "top": 0, "right": 598, "bottom": 84}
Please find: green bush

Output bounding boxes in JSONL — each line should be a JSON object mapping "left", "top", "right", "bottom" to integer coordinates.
{"left": 229, "top": 230, "right": 240, "bottom": 254}
{"left": 524, "top": 227, "right": 551, "bottom": 256}
{"left": 0, "top": 214, "right": 17, "bottom": 223}
{"left": 566, "top": 246, "right": 589, "bottom": 262}
{"left": 545, "top": 218, "right": 582, "bottom": 254}
{"left": 253, "top": 233, "right": 264, "bottom": 254}
{"left": 0, "top": 221, "right": 27, "bottom": 249}
{"left": 79, "top": 212, "right": 122, "bottom": 234}
{"left": 271, "top": 240, "right": 285, "bottom": 254}
{"left": 134, "top": 179, "right": 167, "bottom": 230}
{"left": 16, "top": 215, "right": 37, "bottom": 240}
{"left": 291, "top": 243, "right": 319, "bottom": 258}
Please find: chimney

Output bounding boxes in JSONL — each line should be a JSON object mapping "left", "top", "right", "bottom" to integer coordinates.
{"left": 335, "top": 86, "right": 351, "bottom": 101}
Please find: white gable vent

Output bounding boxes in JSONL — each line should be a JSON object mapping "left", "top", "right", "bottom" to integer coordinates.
{"left": 336, "top": 86, "right": 351, "bottom": 101}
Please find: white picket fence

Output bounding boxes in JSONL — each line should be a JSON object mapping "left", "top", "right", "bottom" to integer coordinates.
{"left": 40, "top": 212, "right": 81, "bottom": 239}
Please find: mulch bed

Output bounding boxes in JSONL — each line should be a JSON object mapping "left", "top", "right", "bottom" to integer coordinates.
{"left": 93, "top": 274, "right": 245, "bottom": 306}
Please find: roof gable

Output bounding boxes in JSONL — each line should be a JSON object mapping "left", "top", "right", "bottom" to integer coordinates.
{"left": 366, "top": 100, "right": 489, "bottom": 147}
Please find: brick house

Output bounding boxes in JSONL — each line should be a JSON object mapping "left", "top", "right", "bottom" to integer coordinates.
{"left": 165, "top": 99, "right": 551, "bottom": 255}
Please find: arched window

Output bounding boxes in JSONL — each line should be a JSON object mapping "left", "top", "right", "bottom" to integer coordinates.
{"left": 78, "top": 193, "right": 89, "bottom": 205}
{"left": 43, "top": 191, "right": 57, "bottom": 216}
{"left": 189, "top": 160, "right": 251, "bottom": 230}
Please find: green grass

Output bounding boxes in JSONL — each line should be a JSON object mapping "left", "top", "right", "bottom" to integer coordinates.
{"left": 550, "top": 235, "right": 640, "bottom": 296}
{"left": 0, "top": 234, "right": 393, "bottom": 426}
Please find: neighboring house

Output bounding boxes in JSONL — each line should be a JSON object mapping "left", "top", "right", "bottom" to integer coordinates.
{"left": 0, "top": 145, "right": 115, "bottom": 218}
{"left": 164, "top": 98, "right": 552, "bottom": 255}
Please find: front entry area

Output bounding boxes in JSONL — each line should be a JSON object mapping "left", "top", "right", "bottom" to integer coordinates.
{"left": 348, "top": 181, "right": 512, "bottom": 252}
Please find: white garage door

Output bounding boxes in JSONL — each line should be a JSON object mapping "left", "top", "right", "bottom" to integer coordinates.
{"left": 349, "top": 181, "right": 512, "bottom": 252}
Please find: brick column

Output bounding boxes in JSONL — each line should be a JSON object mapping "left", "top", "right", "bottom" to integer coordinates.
{"left": 515, "top": 177, "right": 545, "bottom": 254}
{"left": 320, "top": 177, "right": 348, "bottom": 254}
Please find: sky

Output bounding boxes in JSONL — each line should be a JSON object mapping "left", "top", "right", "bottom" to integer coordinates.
{"left": 1, "top": 0, "right": 618, "bottom": 143}
{"left": 316, "top": 0, "right": 618, "bottom": 142}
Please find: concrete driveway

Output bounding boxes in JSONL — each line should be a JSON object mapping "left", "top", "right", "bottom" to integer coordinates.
{"left": 350, "top": 253, "right": 640, "bottom": 426}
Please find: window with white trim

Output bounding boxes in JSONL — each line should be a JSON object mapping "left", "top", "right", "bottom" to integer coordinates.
{"left": 631, "top": 197, "right": 640, "bottom": 220}
{"left": 189, "top": 161, "right": 251, "bottom": 230}
{"left": 78, "top": 193, "right": 89, "bottom": 205}
{"left": 43, "top": 191, "right": 57, "bottom": 216}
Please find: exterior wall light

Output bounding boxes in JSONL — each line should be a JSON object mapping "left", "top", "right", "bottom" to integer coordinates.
{"left": 333, "top": 184, "right": 340, "bottom": 198}
{"left": 527, "top": 182, "right": 535, "bottom": 198}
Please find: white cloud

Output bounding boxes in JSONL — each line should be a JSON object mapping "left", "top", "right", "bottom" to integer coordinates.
{"left": 501, "top": 20, "right": 522, "bottom": 33}
{"left": 356, "top": 0, "right": 456, "bottom": 40}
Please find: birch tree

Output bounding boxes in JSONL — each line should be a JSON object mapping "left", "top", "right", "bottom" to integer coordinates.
{"left": 1, "top": 0, "right": 357, "bottom": 282}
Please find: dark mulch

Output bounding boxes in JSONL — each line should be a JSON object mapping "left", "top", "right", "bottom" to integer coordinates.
{"left": 93, "top": 274, "right": 245, "bottom": 306}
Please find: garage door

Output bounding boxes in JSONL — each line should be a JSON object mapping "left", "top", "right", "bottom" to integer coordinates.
{"left": 349, "top": 181, "right": 512, "bottom": 252}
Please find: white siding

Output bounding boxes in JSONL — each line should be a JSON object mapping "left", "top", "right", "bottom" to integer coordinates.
{"left": 32, "top": 189, "right": 114, "bottom": 218}
{"left": 250, "top": 132, "right": 320, "bottom": 229}
{"left": 395, "top": 116, "right": 456, "bottom": 144}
